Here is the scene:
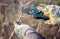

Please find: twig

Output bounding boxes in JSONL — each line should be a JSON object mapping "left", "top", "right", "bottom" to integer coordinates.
{"left": 8, "top": 30, "right": 15, "bottom": 39}
{"left": 0, "top": 3, "right": 7, "bottom": 6}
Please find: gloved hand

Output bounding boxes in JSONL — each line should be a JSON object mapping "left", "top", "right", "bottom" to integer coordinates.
{"left": 33, "top": 12, "right": 50, "bottom": 20}
{"left": 22, "top": 8, "right": 32, "bottom": 15}
{"left": 22, "top": 7, "right": 49, "bottom": 20}
{"left": 22, "top": 7, "right": 39, "bottom": 15}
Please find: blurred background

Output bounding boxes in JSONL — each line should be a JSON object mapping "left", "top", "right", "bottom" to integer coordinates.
{"left": 0, "top": 0, "right": 60, "bottom": 39}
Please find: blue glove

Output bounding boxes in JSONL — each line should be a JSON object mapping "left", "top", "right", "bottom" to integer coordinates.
{"left": 30, "top": 8, "right": 39, "bottom": 14}
{"left": 22, "top": 8, "right": 39, "bottom": 15}
{"left": 33, "top": 12, "right": 50, "bottom": 20}
{"left": 22, "top": 8, "right": 32, "bottom": 15}
{"left": 22, "top": 7, "right": 49, "bottom": 20}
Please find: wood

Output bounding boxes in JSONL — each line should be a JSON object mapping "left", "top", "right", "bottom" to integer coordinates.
{"left": 0, "top": 3, "right": 7, "bottom": 6}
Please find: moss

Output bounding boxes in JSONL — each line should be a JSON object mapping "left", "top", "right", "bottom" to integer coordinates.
{"left": 0, "top": 12, "right": 3, "bottom": 22}
{"left": 10, "top": 14, "right": 15, "bottom": 22}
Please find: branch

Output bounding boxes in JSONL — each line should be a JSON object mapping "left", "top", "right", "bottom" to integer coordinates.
{"left": 0, "top": 3, "right": 8, "bottom": 6}
{"left": 9, "top": 30, "right": 15, "bottom": 39}
{"left": 24, "top": 0, "right": 33, "bottom": 6}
